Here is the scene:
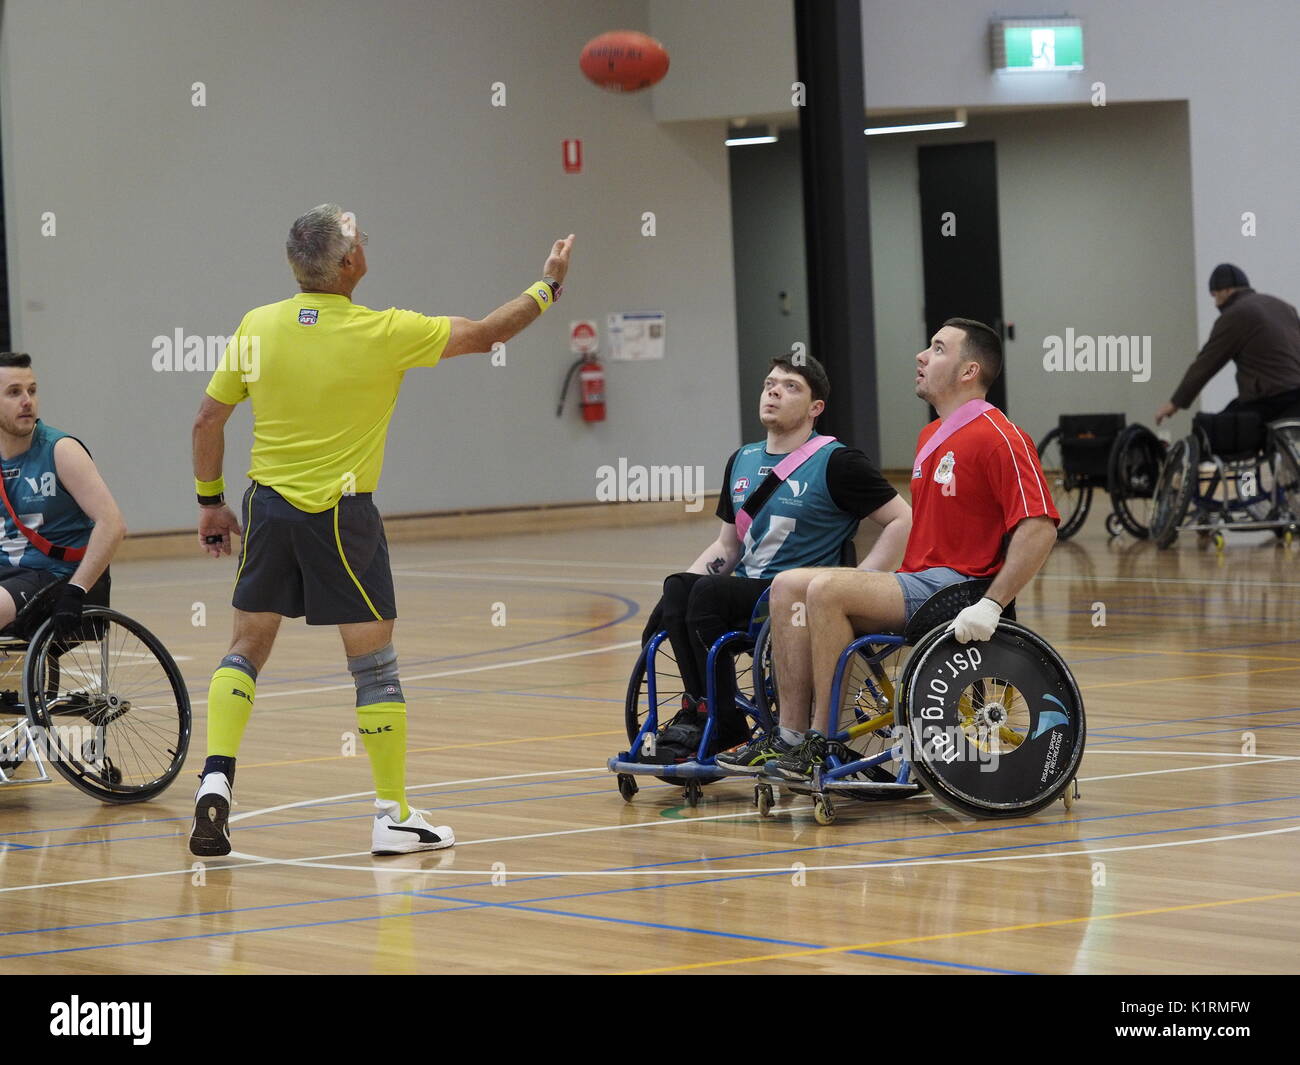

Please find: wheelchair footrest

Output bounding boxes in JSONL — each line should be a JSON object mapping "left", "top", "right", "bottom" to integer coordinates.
{"left": 0, "top": 718, "right": 53, "bottom": 786}
{"left": 607, "top": 755, "right": 729, "bottom": 782}
{"left": 785, "top": 779, "right": 922, "bottom": 797}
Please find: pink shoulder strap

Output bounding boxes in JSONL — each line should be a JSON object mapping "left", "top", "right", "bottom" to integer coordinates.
{"left": 912, "top": 399, "right": 995, "bottom": 478}
{"left": 735, "top": 434, "right": 838, "bottom": 539}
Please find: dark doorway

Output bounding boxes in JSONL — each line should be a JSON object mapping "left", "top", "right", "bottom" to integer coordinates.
{"left": 918, "top": 141, "right": 1006, "bottom": 411}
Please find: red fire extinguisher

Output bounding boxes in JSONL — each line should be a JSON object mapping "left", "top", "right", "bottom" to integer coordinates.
{"left": 557, "top": 354, "right": 606, "bottom": 423}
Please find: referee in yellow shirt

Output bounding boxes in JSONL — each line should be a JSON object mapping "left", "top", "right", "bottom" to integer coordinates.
{"left": 189, "top": 203, "right": 574, "bottom": 857}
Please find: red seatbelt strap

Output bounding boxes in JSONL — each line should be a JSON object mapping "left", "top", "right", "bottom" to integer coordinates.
{"left": 0, "top": 473, "right": 87, "bottom": 563}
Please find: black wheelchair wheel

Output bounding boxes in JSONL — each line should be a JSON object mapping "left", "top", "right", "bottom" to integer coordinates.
{"left": 1107, "top": 424, "right": 1164, "bottom": 539}
{"left": 1274, "top": 436, "right": 1300, "bottom": 529}
{"left": 899, "top": 622, "right": 1084, "bottom": 819}
{"left": 751, "top": 617, "right": 777, "bottom": 728}
{"left": 624, "top": 636, "right": 687, "bottom": 748}
{"left": 22, "top": 608, "right": 191, "bottom": 804}
{"left": 1037, "top": 428, "right": 1091, "bottom": 540}
{"left": 1150, "top": 435, "right": 1198, "bottom": 548}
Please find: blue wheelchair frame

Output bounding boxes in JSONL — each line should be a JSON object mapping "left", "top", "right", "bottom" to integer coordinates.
{"left": 1155, "top": 416, "right": 1300, "bottom": 548}
{"left": 757, "top": 603, "right": 1085, "bottom": 824}
{"left": 608, "top": 588, "right": 773, "bottom": 805}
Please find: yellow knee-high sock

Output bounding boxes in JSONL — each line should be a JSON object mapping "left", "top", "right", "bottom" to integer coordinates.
{"left": 357, "top": 702, "right": 408, "bottom": 820}
{"left": 207, "top": 655, "right": 257, "bottom": 759}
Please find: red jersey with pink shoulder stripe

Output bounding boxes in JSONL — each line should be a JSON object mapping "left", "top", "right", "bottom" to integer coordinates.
{"left": 901, "top": 408, "right": 1059, "bottom": 577}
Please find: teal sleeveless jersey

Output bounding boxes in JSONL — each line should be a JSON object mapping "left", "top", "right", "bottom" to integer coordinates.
{"left": 0, "top": 421, "right": 95, "bottom": 577}
{"left": 727, "top": 437, "right": 857, "bottom": 579}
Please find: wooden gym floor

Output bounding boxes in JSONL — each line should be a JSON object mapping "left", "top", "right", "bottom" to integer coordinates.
{"left": 1, "top": 510, "right": 1298, "bottom": 974}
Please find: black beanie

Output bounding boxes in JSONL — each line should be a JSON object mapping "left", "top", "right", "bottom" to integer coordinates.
{"left": 1208, "top": 263, "right": 1249, "bottom": 292}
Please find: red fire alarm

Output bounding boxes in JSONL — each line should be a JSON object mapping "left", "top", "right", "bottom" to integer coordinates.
{"left": 563, "top": 139, "right": 582, "bottom": 173}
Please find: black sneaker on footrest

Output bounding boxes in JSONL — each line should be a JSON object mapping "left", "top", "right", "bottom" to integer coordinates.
{"left": 638, "top": 695, "right": 708, "bottom": 765}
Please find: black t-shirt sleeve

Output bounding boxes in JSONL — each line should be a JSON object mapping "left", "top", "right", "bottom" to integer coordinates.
{"left": 826, "top": 446, "right": 898, "bottom": 519}
{"left": 715, "top": 449, "right": 739, "bottom": 522}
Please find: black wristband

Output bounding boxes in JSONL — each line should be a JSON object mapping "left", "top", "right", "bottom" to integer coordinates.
{"left": 197, "top": 492, "right": 225, "bottom": 506}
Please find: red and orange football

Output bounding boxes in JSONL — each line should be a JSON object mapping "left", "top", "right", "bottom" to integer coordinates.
{"left": 579, "top": 30, "right": 670, "bottom": 92}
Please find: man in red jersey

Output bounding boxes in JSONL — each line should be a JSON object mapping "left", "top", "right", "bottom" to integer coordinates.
{"left": 762, "top": 318, "right": 1059, "bottom": 781}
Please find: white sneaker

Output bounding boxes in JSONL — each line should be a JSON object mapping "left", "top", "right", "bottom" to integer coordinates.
{"left": 371, "top": 799, "right": 455, "bottom": 855}
{"left": 189, "top": 771, "right": 233, "bottom": 857}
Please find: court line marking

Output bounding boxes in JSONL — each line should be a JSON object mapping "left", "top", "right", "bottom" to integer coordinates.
{"left": 406, "top": 557, "right": 1300, "bottom": 590}
{"left": 0, "top": 766, "right": 605, "bottom": 895}
{"left": 390, "top": 569, "right": 663, "bottom": 588}
{"left": 5, "top": 753, "right": 1290, "bottom": 895}
{"left": 193, "top": 640, "right": 640, "bottom": 707}
{"left": 619, "top": 888, "right": 1300, "bottom": 974}
{"left": 227, "top": 823, "right": 1300, "bottom": 878}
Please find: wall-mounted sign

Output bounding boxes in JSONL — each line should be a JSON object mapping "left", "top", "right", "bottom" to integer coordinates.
{"left": 990, "top": 18, "right": 1084, "bottom": 73}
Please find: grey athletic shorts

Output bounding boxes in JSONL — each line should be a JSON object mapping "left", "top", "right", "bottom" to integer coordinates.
{"left": 232, "top": 482, "right": 396, "bottom": 625}
{"left": 894, "top": 567, "right": 970, "bottom": 623}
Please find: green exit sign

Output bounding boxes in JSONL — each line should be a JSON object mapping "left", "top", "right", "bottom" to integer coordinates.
{"left": 991, "top": 18, "right": 1084, "bottom": 73}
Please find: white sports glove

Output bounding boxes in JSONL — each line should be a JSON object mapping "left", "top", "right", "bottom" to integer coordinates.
{"left": 952, "top": 597, "right": 1002, "bottom": 643}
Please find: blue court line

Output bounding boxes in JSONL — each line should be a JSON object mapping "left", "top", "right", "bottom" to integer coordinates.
{"left": 1089, "top": 720, "right": 1299, "bottom": 746}
{"left": 11, "top": 794, "right": 1300, "bottom": 943}
{"left": 427, "top": 793, "right": 1300, "bottom": 890}
{"left": 1089, "top": 705, "right": 1300, "bottom": 732}
{"left": 398, "top": 685, "right": 622, "bottom": 704}
{"left": 0, "top": 867, "right": 1026, "bottom": 973}
{"left": 0, "top": 899, "right": 488, "bottom": 961}
{"left": 423, "top": 899, "right": 1034, "bottom": 975}
{"left": 0, "top": 889, "right": 415, "bottom": 939}
{"left": 0, "top": 771, "right": 613, "bottom": 840}
{"left": 14, "top": 783, "right": 671, "bottom": 852}
{"left": 223, "top": 588, "right": 640, "bottom": 690}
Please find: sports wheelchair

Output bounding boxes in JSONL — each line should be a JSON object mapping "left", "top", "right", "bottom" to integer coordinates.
{"left": 753, "top": 579, "right": 1085, "bottom": 825}
{"left": 1149, "top": 412, "right": 1300, "bottom": 549}
{"left": 607, "top": 588, "right": 776, "bottom": 807}
{"left": 1037, "top": 414, "right": 1165, "bottom": 540}
{"left": 0, "top": 574, "right": 192, "bottom": 802}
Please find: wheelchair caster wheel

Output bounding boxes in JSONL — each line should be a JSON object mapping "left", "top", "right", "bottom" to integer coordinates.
{"left": 755, "top": 782, "right": 774, "bottom": 817}
{"left": 1213, "top": 532, "right": 1226, "bottom": 551}
{"left": 683, "top": 781, "right": 702, "bottom": 807}
{"left": 813, "top": 795, "right": 836, "bottom": 826}
{"left": 1061, "top": 778, "right": 1079, "bottom": 811}
{"left": 1105, "top": 513, "right": 1123, "bottom": 538}
{"left": 616, "top": 774, "right": 638, "bottom": 803}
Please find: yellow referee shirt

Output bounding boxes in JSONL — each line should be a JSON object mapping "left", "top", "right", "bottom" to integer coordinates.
{"left": 206, "top": 292, "right": 450, "bottom": 512}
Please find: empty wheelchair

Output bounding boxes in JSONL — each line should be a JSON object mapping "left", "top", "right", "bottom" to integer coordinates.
{"left": 754, "top": 579, "right": 1085, "bottom": 825}
{"left": 0, "top": 575, "right": 192, "bottom": 802}
{"left": 1149, "top": 411, "right": 1300, "bottom": 549}
{"left": 1037, "top": 414, "right": 1165, "bottom": 540}
{"left": 608, "top": 588, "right": 775, "bottom": 807}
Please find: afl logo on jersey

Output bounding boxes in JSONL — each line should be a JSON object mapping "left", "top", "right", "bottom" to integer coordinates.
{"left": 934, "top": 451, "right": 956, "bottom": 485}
{"left": 733, "top": 477, "right": 750, "bottom": 494}
{"left": 298, "top": 308, "right": 319, "bottom": 326}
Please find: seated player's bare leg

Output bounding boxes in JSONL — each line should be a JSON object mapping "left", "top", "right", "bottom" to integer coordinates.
{"left": 229, "top": 609, "right": 283, "bottom": 672}
{"left": 0, "top": 588, "right": 17, "bottom": 632}
{"left": 769, "top": 568, "right": 820, "bottom": 732}
{"left": 806, "top": 571, "right": 906, "bottom": 735}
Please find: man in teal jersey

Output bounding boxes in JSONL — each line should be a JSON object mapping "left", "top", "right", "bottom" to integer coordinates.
{"left": 0, "top": 353, "right": 126, "bottom": 636}
{"left": 643, "top": 354, "right": 911, "bottom": 764}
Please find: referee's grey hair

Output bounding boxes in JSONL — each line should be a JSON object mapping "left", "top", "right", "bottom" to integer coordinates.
{"left": 286, "top": 204, "right": 355, "bottom": 290}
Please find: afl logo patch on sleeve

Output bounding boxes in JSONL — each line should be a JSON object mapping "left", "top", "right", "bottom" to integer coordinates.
{"left": 298, "top": 308, "right": 319, "bottom": 325}
{"left": 733, "top": 477, "right": 749, "bottom": 494}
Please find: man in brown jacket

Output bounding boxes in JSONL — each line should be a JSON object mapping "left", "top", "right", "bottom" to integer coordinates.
{"left": 1156, "top": 263, "right": 1300, "bottom": 426}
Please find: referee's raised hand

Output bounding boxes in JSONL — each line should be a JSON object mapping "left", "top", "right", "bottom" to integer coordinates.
{"left": 544, "top": 234, "right": 575, "bottom": 285}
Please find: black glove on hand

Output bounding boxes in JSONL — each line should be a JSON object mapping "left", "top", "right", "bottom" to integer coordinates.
{"left": 51, "top": 583, "right": 87, "bottom": 639}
